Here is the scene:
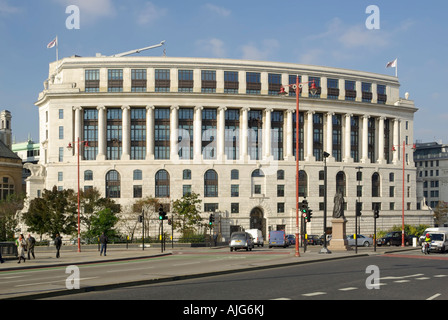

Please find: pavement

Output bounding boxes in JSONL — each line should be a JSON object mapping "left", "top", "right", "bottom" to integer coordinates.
{"left": 0, "top": 243, "right": 420, "bottom": 299}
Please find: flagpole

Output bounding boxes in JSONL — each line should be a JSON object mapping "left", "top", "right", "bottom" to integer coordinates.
{"left": 56, "top": 35, "right": 59, "bottom": 62}
{"left": 395, "top": 58, "right": 398, "bottom": 78}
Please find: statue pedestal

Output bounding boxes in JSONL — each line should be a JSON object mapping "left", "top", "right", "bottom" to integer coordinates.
{"left": 328, "top": 217, "right": 350, "bottom": 251}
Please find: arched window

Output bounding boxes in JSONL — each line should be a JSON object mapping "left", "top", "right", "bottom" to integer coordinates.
{"left": 155, "top": 170, "right": 170, "bottom": 198}
{"left": 372, "top": 172, "right": 380, "bottom": 197}
{"left": 298, "top": 170, "right": 307, "bottom": 197}
{"left": 84, "top": 170, "right": 93, "bottom": 181}
{"left": 105, "top": 170, "right": 120, "bottom": 198}
{"left": 204, "top": 169, "right": 218, "bottom": 197}
{"left": 277, "top": 170, "right": 285, "bottom": 180}
{"left": 251, "top": 169, "right": 265, "bottom": 178}
{"left": 336, "top": 171, "right": 346, "bottom": 196}
{"left": 183, "top": 169, "right": 191, "bottom": 180}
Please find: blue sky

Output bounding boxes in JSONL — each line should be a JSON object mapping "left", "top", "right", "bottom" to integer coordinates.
{"left": 0, "top": 0, "right": 447, "bottom": 144}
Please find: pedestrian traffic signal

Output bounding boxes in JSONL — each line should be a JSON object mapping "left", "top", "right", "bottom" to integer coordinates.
{"left": 356, "top": 201, "right": 362, "bottom": 217}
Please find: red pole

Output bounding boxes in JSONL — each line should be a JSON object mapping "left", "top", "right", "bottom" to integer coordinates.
{"left": 295, "top": 75, "right": 300, "bottom": 257}
{"left": 402, "top": 140, "right": 405, "bottom": 247}
{"left": 77, "top": 137, "right": 81, "bottom": 253}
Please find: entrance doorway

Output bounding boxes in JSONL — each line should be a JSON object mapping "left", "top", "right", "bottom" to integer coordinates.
{"left": 249, "top": 207, "right": 266, "bottom": 240}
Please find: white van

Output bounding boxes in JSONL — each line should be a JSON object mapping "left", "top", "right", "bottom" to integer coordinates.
{"left": 427, "top": 232, "right": 448, "bottom": 253}
{"left": 419, "top": 227, "right": 448, "bottom": 245}
{"left": 246, "top": 229, "right": 264, "bottom": 247}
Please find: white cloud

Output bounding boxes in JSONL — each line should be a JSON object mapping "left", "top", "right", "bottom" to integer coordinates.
{"left": 196, "top": 38, "right": 227, "bottom": 58}
{"left": 0, "top": 0, "right": 21, "bottom": 14}
{"left": 204, "top": 4, "right": 231, "bottom": 17}
{"left": 241, "top": 39, "right": 280, "bottom": 61}
{"left": 53, "top": 0, "right": 115, "bottom": 20}
{"left": 137, "top": 2, "right": 167, "bottom": 25}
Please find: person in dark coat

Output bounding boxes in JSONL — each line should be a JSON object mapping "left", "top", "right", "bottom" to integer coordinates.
{"left": 55, "top": 234, "right": 62, "bottom": 258}
{"left": 100, "top": 232, "right": 108, "bottom": 256}
{"left": 27, "top": 234, "right": 36, "bottom": 259}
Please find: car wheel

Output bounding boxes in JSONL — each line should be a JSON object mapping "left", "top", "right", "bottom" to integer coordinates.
{"left": 363, "top": 241, "right": 370, "bottom": 247}
{"left": 230, "top": 247, "right": 233, "bottom": 252}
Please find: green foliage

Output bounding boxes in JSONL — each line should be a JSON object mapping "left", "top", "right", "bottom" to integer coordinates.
{"left": 23, "top": 186, "right": 77, "bottom": 238}
{"left": 378, "top": 224, "right": 430, "bottom": 238}
{"left": 0, "top": 193, "right": 25, "bottom": 241}
{"left": 85, "top": 208, "right": 119, "bottom": 239}
{"left": 171, "top": 192, "right": 203, "bottom": 236}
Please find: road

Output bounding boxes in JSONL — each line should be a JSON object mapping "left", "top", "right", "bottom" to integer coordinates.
{"left": 46, "top": 251, "right": 448, "bottom": 301}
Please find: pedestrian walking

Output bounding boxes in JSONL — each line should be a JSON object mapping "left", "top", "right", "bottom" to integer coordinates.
{"left": 100, "top": 232, "right": 108, "bottom": 256}
{"left": 27, "top": 234, "right": 36, "bottom": 260}
{"left": 55, "top": 233, "right": 62, "bottom": 258}
{"left": 16, "top": 234, "right": 27, "bottom": 264}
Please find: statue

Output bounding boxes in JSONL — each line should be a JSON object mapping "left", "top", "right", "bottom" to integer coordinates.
{"left": 332, "top": 190, "right": 344, "bottom": 219}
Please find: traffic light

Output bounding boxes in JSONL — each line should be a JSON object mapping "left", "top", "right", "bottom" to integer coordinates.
{"left": 374, "top": 205, "right": 379, "bottom": 219}
{"left": 300, "top": 200, "right": 308, "bottom": 217}
{"left": 307, "top": 209, "right": 313, "bottom": 222}
{"left": 159, "top": 204, "right": 167, "bottom": 220}
{"left": 209, "top": 213, "right": 215, "bottom": 226}
{"left": 138, "top": 215, "right": 143, "bottom": 223}
{"left": 356, "top": 201, "right": 362, "bottom": 217}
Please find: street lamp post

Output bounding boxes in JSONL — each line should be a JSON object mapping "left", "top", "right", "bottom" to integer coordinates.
{"left": 320, "top": 151, "right": 331, "bottom": 254}
{"left": 280, "top": 77, "right": 317, "bottom": 257}
{"left": 67, "top": 137, "right": 89, "bottom": 253}
{"left": 392, "top": 140, "right": 416, "bottom": 247}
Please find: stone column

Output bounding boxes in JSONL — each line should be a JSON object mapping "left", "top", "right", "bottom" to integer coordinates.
{"left": 264, "top": 108, "right": 272, "bottom": 158}
{"left": 241, "top": 107, "right": 250, "bottom": 161}
{"left": 326, "top": 112, "right": 334, "bottom": 159}
{"left": 97, "top": 105, "right": 106, "bottom": 161}
{"left": 361, "top": 115, "right": 369, "bottom": 163}
{"left": 392, "top": 118, "right": 400, "bottom": 164}
{"left": 217, "top": 106, "right": 226, "bottom": 161}
{"left": 146, "top": 105, "right": 155, "bottom": 160}
{"left": 343, "top": 113, "right": 352, "bottom": 162}
{"left": 285, "top": 109, "right": 294, "bottom": 160}
{"left": 73, "top": 106, "right": 82, "bottom": 142}
{"left": 377, "top": 116, "right": 385, "bottom": 164}
{"left": 306, "top": 110, "right": 314, "bottom": 161}
{"left": 194, "top": 106, "right": 203, "bottom": 161}
{"left": 121, "top": 105, "right": 130, "bottom": 160}
{"left": 170, "top": 106, "right": 179, "bottom": 161}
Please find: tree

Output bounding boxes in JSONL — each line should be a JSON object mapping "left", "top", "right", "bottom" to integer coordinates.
{"left": 79, "top": 187, "right": 119, "bottom": 236}
{"left": 85, "top": 208, "right": 119, "bottom": 239}
{"left": 23, "top": 186, "right": 77, "bottom": 238}
{"left": 433, "top": 201, "right": 448, "bottom": 226}
{"left": 0, "top": 193, "right": 25, "bottom": 241}
{"left": 171, "top": 192, "right": 203, "bottom": 237}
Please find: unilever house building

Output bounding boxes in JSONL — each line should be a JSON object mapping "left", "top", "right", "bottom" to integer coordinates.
{"left": 29, "top": 55, "right": 432, "bottom": 240}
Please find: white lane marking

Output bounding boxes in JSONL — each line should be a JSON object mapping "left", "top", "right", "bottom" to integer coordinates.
{"left": 339, "top": 287, "right": 358, "bottom": 291}
{"left": 394, "top": 280, "right": 410, "bottom": 283}
{"left": 416, "top": 277, "right": 431, "bottom": 280}
{"left": 427, "top": 293, "right": 441, "bottom": 300}
{"left": 271, "top": 298, "right": 292, "bottom": 300}
{"left": 380, "top": 273, "right": 424, "bottom": 280}
{"left": 434, "top": 275, "right": 447, "bottom": 278}
{"left": 15, "top": 277, "right": 98, "bottom": 287}
{"left": 302, "top": 292, "right": 326, "bottom": 297}
{"left": 107, "top": 266, "right": 154, "bottom": 273}
{"left": 172, "top": 261, "right": 201, "bottom": 267}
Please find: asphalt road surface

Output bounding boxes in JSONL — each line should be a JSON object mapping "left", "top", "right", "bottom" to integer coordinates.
{"left": 50, "top": 253, "right": 448, "bottom": 301}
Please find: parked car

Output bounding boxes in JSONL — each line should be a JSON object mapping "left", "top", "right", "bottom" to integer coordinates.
{"left": 229, "top": 232, "right": 254, "bottom": 252}
{"left": 306, "top": 234, "right": 320, "bottom": 245}
{"left": 377, "top": 231, "right": 414, "bottom": 246}
{"left": 246, "top": 229, "right": 264, "bottom": 247}
{"left": 347, "top": 234, "right": 373, "bottom": 247}
{"left": 269, "top": 230, "right": 288, "bottom": 248}
{"left": 286, "top": 234, "right": 296, "bottom": 245}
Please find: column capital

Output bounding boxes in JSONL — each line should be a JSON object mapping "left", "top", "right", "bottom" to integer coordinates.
{"left": 121, "top": 105, "right": 130, "bottom": 111}
{"left": 265, "top": 108, "right": 273, "bottom": 113}
{"left": 146, "top": 105, "right": 155, "bottom": 110}
{"left": 327, "top": 111, "right": 335, "bottom": 117}
{"left": 286, "top": 108, "right": 295, "bottom": 114}
{"left": 73, "top": 106, "right": 82, "bottom": 111}
{"left": 218, "top": 106, "right": 227, "bottom": 112}
{"left": 194, "top": 105, "right": 203, "bottom": 111}
{"left": 362, "top": 114, "right": 370, "bottom": 120}
{"left": 344, "top": 113, "right": 353, "bottom": 118}
{"left": 96, "top": 105, "right": 106, "bottom": 111}
{"left": 241, "top": 107, "right": 250, "bottom": 112}
{"left": 305, "top": 110, "right": 315, "bottom": 116}
{"left": 171, "top": 105, "right": 179, "bottom": 111}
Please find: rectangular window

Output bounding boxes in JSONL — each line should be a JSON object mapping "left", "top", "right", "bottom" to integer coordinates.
{"left": 83, "top": 109, "right": 98, "bottom": 160}
{"left": 131, "top": 69, "right": 147, "bottom": 92}
{"left": 58, "top": 147, "right": 64, "bottom": 162}
{"left": 204, "top": 203, "right": 218, "bottom": 212}
{"left": 85, "top": 69, "right": 99, "bottom": 92}
{"left": 133, "top": 185, "right": 142, "bottom": 198}
{"left": 288, "top": 75, "right": 301, "bottom": 97}
{"left": 377, "top": 84, "right": 387, "bottom": 104}
{"left": 178, "top": 108, "right": 194, "bottom": 160}
{"left": 268, "top": 73, "right": 281, "bottom": 95}
{"left": 277, "top": 185, "right": 284, "bottom": 197}
{"left": 131, "top": 108, "right": 146, "bottom": 160}
{"left": 231, "top": 185, "right": 239, "bottom": 197}
{"left": 183, "top": 185, "right": 192, "bottom": 196}
{"left": 202, "top": 109, "right": 217, "bottom": 159}
{"left": 108, "top": 69, "right": 123, "bottom": 92}
{"left": 58, "top": 172, "right": 63, "bottom": 182}
{"left": 308, "top": 76, "right": 321, "bottom": 98}
{"left": 155, "top": 69, "right": 170, "bottom": 92}
{"left": 59, "top": 109, "right": 64, "bottom": 119}
{"left": 107, "top": 108, "right": 122, "bottom": 160}
{"left": 154, "top": 108, "right": 170, "bottom": 159}
{"left": 345, "top": 80, "right": 356, "bottom": 101}
{"left": 246, "top": 72, "right": 261, "bottom": 94}
{"left": 362, "top": 82, "right": 372, "bottom": 102}
{"left": 277, "top": 203, "right": 285, "bottom": 213}
{"left": 225, "top": 109, "right": 239, "bottom": 160}
{"left": 248, "top": 110, "right": 262, "bottom": 160}
{"left": 224, "top": 71, "right": 239, "bottom": 93}
{"left": 327, "top": 78, "right": 339, "bottom": 100}
{"left": 271, "top": 111, "right": 283, "bottom": 160}
{"left": 178, "top": 70, "right": 193, "bottom": 92}
{"left": 59, "top": 126, "right": 64, "bottom": 139}
{"left": 201, "top": 70, "right": 216, "bottom": 93}
{"left": 231, "top": 203, "right": 239, "bottom": 214}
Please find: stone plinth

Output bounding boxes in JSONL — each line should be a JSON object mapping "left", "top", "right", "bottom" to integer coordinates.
{"left": 328, "top": 217, "right": 349, "bottom": 251}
